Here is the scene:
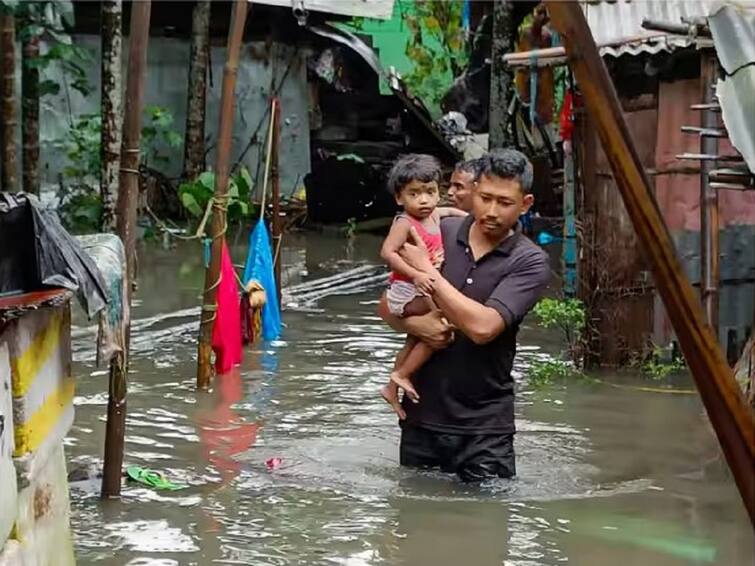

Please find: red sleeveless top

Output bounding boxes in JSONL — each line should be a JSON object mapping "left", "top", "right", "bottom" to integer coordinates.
{"left": 389, "top": 213, "right": 444, "bottom": 283}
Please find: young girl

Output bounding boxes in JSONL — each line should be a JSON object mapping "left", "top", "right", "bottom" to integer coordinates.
{"left": 380, "top": 154, "right": 467, "bottom": 419}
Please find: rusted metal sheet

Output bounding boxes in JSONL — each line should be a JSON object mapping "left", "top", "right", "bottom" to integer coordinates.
{"left": 0, "top": 289, "right": 72, "bottom": 326}
{"left": 654, "top": 79, "right": 755, "bottom": 232}
{"left": 653, "top": 77, "right": 755, "bottom": 352}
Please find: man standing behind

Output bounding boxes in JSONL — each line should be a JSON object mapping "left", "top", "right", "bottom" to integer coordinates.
{"left": 378, "top": 149, "right": 550, "bottom": 482}
{"left": 447, "top": 158, "right": 481, "bottom": 212}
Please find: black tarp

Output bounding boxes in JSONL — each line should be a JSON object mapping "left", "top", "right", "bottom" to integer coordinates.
{"left": 0, "top": 193, "right": 107, "bottom": 318}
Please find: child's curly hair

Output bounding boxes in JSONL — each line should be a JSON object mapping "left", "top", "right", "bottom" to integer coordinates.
{"left": 386, "top": 153, "right": 441, "bottom": 196}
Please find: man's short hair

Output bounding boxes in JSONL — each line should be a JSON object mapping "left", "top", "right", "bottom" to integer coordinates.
{"left": 477, "top": 149, "right": 534, "bottom": 194}
{"left": 454, "top": 158, "right": 483, "bottom": 178}
{"left": 387, "top": 153, "right": 442, "bottom": 195}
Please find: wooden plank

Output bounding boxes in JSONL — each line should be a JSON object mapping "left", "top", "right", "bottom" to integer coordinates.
{"left": 546, "top": 0, "right": 755, "bottom": 526}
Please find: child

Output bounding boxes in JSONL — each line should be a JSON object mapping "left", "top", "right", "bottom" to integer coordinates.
{"left": 380, "top": 154, "right": 467, "bottom": 419}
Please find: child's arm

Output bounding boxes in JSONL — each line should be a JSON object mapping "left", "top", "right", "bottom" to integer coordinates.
{"left": 436, "top": 206, "right": 468, "bottom": 218}
{"left": 380, "top": 218, "right": 427, "bottom": 282}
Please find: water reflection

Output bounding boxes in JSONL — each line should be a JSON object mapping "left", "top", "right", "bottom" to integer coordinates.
{"left": 197, "top": 369, "right": 260, "bottom": 483}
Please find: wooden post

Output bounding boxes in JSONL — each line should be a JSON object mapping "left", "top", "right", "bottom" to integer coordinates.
{"left": 0, "top": 12, "right": 17, "bottom": 192}
{"left": 699, "top": 54, "right": 719, "bottom": 333}
{"left": 271, "top": 97, "right": 282, "bottom": 303}
{"left": 196, "top": 0, "right": 248, "bottom": 390}
{"left": 102, "top": 0, "right": 151, "bottom": 498}
{"left": 489, "top": 0, "right": 514, "bottom": 148}
{"left": 546, "top": 1, "right": 755, "bottom": 525}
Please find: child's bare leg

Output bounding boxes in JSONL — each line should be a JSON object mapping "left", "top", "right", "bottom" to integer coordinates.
{"left": 380, "top": 337, "right": 415, "bottom": 419}
{"left": 390, "top": 339, "right": 433, "bottom": 402}
{"left": 387, "top": 296, "right": 435, "bottom": 403}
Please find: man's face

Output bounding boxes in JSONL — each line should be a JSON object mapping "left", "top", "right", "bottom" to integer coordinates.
{"left": 472, "top": 174, "right": 534, "bottom": 239}
{"left": 447, "top": 169, "right": 475, "bottom": 212}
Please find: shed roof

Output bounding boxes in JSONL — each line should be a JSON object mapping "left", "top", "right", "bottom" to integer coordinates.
{"left": 582, "top": 0, "right": 720, "bottom": 57}
{"left": 709, "top": 3, "right": 755, "bottom": 173}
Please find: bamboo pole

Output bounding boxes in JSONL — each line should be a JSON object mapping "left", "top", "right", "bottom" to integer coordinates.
{"left": 699, "top": 54, "right": 719, "bottom": 332}
{"left": 102, "top": 0, "right": 151, "bottom": 498}
{"left": 271, "top": 97, "right": 282, "bottom": 304}
{"left": 545, "top": 1, "right": 755, "bottom": 526}
{"left": 196, "top": 0, "right": 249, "bottom": 390}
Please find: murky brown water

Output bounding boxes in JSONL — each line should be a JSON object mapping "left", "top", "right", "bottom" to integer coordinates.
{"left": 66, "top": 232, "right": 754, "bottom": 566}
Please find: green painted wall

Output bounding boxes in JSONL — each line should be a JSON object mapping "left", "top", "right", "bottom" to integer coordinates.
{"left": 340, "top": 0, "right": 453, "bottom": 115}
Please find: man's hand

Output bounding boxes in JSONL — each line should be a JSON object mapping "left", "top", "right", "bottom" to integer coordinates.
{"left": 414, "top": 272, "right": 436, "bottom": 295}
{"left": 406, "top": 310, "right": 453, "bottom": 350}
{"left": 377, "top": 295, "right": 453, "bottom": 350}
{"left": 399, "top": 227, "right": 436, "bottom": 274}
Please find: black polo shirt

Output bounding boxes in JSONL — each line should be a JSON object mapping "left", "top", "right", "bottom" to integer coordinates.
{"left": 401, "top": 215, "right": 551, "bottom": 435}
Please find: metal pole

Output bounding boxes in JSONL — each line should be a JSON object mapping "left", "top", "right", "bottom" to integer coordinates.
{"left": 103, "top": 0, "right": 151, "bottom": 498}
{"left": 197, "top": 0, "right": 249, "bottom": 389}
{"left": 271, "top": 97, "right": 282, "bottom": 304}
{"left": 699, "top": 54, "right": 720, "bottom": 334}
{"left": 546, "top": 1, "right": 755, "bottom": 525}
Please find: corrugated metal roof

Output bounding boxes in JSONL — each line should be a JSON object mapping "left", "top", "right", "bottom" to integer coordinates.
{"left": 709, "top": 3, "right": 755, "bottom": 173}
{"left": 251, "top": 0, "right": 394, "bottom": 20}
{"left": 582, "top": 0, "right": 719, "bottom": 57}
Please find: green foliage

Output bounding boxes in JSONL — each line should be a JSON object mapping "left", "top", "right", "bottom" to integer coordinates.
{"left": 17, "top": 1, "right": 92, "bottom": 98}
{"left": 641, "top": 346, "right": 686, "bottom": 381}
{"left": 178, "top": 167, "right": 257, "bottom": 224}
{"left": 60, "top": 113, "right": 101, "bottom": 181}
{"left": 58, "top": 188, "right": 102, "bottom": 234}
{"left": 59, "top": 107, "right": 182, "bottom": 185}
{"left": 142, "top": 105, "right": 184, "bottom": 167}
{"left": 528, "top": 298, "right": 588, "bottom": 388}
{"left": 403, "top": 0, "right": 468, "bottom": 112}
{"left": 57, "top": 107, "right": 182, "bottom": 232}
{"left": 534, "top": 297, "right": 586, "bottom": 359}
{"left": 528, "top": 359, "right": 583, "bottom": 389}
{"left": 344, "top": 16, "right": 365, "bottom": 31}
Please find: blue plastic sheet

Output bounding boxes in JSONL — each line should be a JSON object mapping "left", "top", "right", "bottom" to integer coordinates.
{"left": 242, "top": 221, "right": 281, "bottom": 341}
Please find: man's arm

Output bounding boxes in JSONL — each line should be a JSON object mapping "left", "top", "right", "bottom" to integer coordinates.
{"left": 436, "top": 206, "right": 468, "bottom": 218}
{"left": 424, "top": 273, "right": 507, "bottom": 344}
{"left": 399, "top": 232, "right": 551, "bottom": 344}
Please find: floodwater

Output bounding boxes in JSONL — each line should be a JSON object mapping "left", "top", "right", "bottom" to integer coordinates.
{"left": 66, "top": 232, "right": 754, "bottom": 566}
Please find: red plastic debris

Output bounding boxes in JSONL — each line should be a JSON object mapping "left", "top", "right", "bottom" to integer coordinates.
{"left": 265, "top": 457, "right": 282, "bottom": 471}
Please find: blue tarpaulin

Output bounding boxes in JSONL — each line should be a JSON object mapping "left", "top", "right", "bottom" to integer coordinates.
{"left": 242, "top": 221, "right": 281, "bottom": 341}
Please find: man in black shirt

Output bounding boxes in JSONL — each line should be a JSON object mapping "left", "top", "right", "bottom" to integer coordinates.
{"left": 378, "top": 149, "right": 550, "bottom": 481}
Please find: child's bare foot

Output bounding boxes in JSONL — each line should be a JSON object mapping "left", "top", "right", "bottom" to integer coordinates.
{"left": 380, "top": 384, "right": 406, "bottom": 420}
{"left": 390, "top": 372, "right": 419, "bottom": 403}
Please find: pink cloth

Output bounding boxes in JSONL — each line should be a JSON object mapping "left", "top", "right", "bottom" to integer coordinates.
{"left": 212, "top": 242, "right": 243, "bottom": 374}
{"left": 389, "top": 214, "right": 444, "bottom": 283}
